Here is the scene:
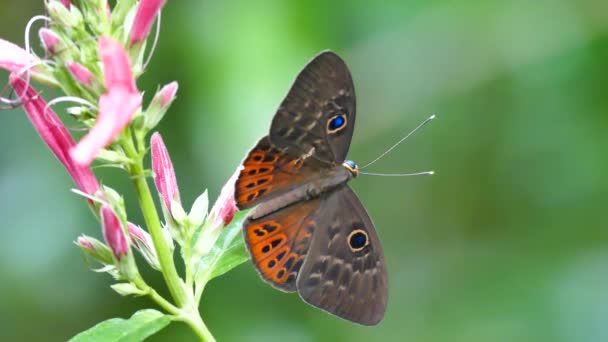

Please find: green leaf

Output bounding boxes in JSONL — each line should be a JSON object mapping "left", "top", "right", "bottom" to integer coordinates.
{"left": 69, "top": 309, "right": 171, "bottom": 342}
{"left": 195, "top": 210, "right": 250, "bottom": 282}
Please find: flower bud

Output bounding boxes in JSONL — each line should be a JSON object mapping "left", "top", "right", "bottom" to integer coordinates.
{"left": 100, "top": 205, "right": 139, "bottom": 280}
{"left": 66, "top": 61, "right": 93, "bottom": 86}
{"left": 127, "top": 222, "right": 161, "bottom": 270}
{"left": 101, "top": 205, "right": 129, "bottom": 260}
{"left": 47, "top": 0, "right": 84, "bottom": 29}
{"left": 130, "top": 0, "right": 167, "bottom": 46}
{"left": 145, "top": 81, "right": 178, "bottom": 129}
{"left": 210, "top": 166, "right": 241, "bottom": 227}
{"left": 111, "top": 283, "right": 147, "bottom": 296}
{"left": 151, "top": 132, "right": 180, "bottom": 215}
{"left": 76, "top": 234, "right": 114, "bottom": 265}
{"left": 38, "top": 28, "right": 62, "bottom": 55}
{"left": 60, "top": 0, "right": 71, "bottom": 9}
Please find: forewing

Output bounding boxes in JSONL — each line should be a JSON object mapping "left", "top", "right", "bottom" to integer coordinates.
{"left": 235, "top": 136, "right": 326, "bottom": 209}
{"left": 269, "top": 51, "right": 356, "bottom": 164}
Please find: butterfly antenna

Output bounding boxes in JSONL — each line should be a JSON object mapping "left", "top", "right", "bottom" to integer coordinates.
{"left": 359, "top": 114, "right": 435, "bottom": 170}
{"left": 359, "top": 171, "right": 434, "bottom": 177}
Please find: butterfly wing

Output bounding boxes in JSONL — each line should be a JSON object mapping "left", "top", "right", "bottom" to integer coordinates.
{"left": 269, "top": 51, "right": 356, "bottom": 164}
{"left": 296, "top": 186, "right": 388, "bottom": 326}
{"left": 236, "top": 51, "right": 356, "bottom": 209}
{"left": 235, "top": 136, "right": 328, "bottom": 209}
{"left": 243, "top": 196, "right": 321, "bottom": 292}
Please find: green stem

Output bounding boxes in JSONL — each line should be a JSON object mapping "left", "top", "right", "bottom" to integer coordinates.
{"left": 122, "top": 135, "right": 188, "bottom": 307}
{"left": 132, "top": 276, "right": 179, "bottom": 315}
{"left": 122, "top": 130, "right": 212, "bottom": 341}
{"left": 182, "top": 309, "right": 216, "bottom": 342}
{"left": 184, "top": 236, "right": 194, "bottom": 289}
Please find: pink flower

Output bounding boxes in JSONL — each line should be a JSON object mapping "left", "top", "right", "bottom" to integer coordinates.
{"left": 10, "top": 75, "right": 99, "bottom": 195}
{"left": 70, "top": 37, "right": 142, "bottom": 166}
{"left": 66, "top": 61, "right": 93, "bottom": 86}
{"left": 39, "top": 28, "right": 60, "bottom": 54}
{"left": 157, "top": 81, "right": 178, "bottom": 107}
{"left": 0, "top": 38, "right": 37, "bottom": 73}
{"left": 101, "top": 205, "right": 129, "bottom": 259}
{"left": 60, "top": 0, "right": 70, "bottom": 9}
{"left": 151, "top": 132, "right": 180, "bottom": 212}
{"left": 210, "top": 166, "right": 242, "bottom": 227}
{"left": 130, "top": 0, "right": 167, "bottom": 46}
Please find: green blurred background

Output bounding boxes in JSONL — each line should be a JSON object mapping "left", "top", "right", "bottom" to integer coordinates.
{"left": 2, "top": 0, "right": 608, "bottom": 341}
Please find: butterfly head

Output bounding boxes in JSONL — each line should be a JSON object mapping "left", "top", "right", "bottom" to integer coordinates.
{"left": 343, "top": 160, "right": 359, "bottom": 177}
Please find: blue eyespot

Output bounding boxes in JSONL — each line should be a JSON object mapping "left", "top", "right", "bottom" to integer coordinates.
{"left": 328, "top": 114, "right": 346, "bottom": 131}
{"left": 345, "top": 160, "right": 357, "bottom": 169}
{"left": 349, "top": 230, "right": 368, "bottom": 250}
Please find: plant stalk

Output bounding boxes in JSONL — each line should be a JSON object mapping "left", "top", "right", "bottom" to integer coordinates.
{"left": 122, "top": 135, "right": 188, "bottom": 307}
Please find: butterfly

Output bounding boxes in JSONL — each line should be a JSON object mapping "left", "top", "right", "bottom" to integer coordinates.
{"left": 234, "top": 51, "right": 387, "bottom": 325}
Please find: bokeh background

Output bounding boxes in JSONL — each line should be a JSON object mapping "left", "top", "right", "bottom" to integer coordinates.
{"left": 1, "top": 1, "right": 608, "bottom": 341}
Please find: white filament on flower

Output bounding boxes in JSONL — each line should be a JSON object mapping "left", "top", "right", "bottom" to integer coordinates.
{"left": 0, "top": 61, "right": 41, "bottom": 108}
{"left": 44, "top": 96, "right": 97, "bottom": 131}
{"left": 71, "top": 188, "right": 108, "bottom": 206}
{"left": 143, "top": 11, "right": 162, "bottom": 70}
{"left": 24, "top": 15, "right": 50, "bottom": 57}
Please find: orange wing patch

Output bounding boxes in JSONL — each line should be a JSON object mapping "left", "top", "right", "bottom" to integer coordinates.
{"left": 236, "top": 138, "right": 279, "bottom": 208}
{"left": 235, "top": 136, "right": 323, "bottom": 209}
{"left": 243, "top": 199, "right": 319, "bottom": 292}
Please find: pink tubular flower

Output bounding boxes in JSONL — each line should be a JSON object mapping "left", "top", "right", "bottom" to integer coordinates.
{"left": 66, "top": 61, "right": 93, "bottom": 86}
{"left": 130, "top": 0, "right": 167, "bottom": 46}
{"left": 101, "top": 205, "right": 129, "bottom": 259}
{"left": 10, "top": 75, "right": 99, "bottom": 195}
{"left": 0, "top": 38, "right": 38, "bottom": 73}
{"left": 210, "top": 166, "right": 242, "bottom": 227}
{"left": 39, "top": 28, "right": 60, "bottom": 54}
{"left": 60, "top": 0, "right": 70, "bottom": 9}
{"left": 70, "top": 37, "right": 142, "bottom": 166}
{"left": 151, "top": 132, "right": 180, "bottom": 212}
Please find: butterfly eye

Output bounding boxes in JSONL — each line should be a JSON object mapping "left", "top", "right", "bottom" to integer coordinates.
{"left": 347, "top": 229, "right": 369, "bottom": 252}
{"left": 327, "top": 114, "right": 347, "bottom": 133}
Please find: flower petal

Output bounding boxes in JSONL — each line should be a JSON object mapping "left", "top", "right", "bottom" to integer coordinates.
{"left": 71, "top": 88, "right": 141, "bottom": 165}
{"left": 0, "top": 38, "right": 37, "bottom": 73}
{"left": 130, "top": 0, "right": 168, "bottom": 46}
{"left": 10, "top": 74, "right": 99, "bottom": 195}
{"left": 98, "top": 36, "right": 137, "bottom": 92}
{"left": 71, "top": 37, "right": 142, "bottom": 166}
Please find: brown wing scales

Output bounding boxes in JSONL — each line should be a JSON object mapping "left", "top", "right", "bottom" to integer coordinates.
{"left": 296, "top": 187, "right": 388, "bottom": 326}
{"left": 269, "top": 51, "right": 356, "bottom": 163}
